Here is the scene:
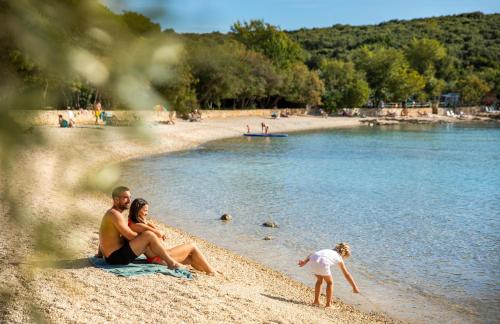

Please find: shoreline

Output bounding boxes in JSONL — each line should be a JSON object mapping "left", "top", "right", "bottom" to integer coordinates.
{"left": 3, "top": 115, "right": 457, "bottom": 323}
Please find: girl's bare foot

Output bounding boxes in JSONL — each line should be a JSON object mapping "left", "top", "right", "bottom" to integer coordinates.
{"left": 325, "top": 304, "right": 331, "bottom": 308}
{"left": 312, "top": 302, "right": 321, "bottom": 307}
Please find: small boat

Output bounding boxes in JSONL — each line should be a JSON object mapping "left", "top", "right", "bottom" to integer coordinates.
{"left": 243, "top": 133, "right": 288, "bottom": 138}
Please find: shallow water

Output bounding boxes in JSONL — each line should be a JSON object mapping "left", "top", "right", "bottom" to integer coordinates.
{"left": 121, "top": 123, "right": 500, "bottom": 323}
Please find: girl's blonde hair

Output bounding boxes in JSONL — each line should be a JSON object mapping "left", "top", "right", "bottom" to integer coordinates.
{"left": 334, "top": 242, "right": 351, "bottom": 258}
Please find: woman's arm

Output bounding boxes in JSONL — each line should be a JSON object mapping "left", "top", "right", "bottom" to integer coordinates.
{"left": 338, "top": 261, "right": 360, "bottom": 293}
{"left": 129, "top": 222, "right": 165, "bottom": 239}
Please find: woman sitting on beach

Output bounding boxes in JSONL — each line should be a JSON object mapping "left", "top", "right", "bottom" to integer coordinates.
{"left": 128, "top": 198, "right": 218, "bottom": 275}
{"left": 298, "top": 243, "right": 360, "bottom": 307}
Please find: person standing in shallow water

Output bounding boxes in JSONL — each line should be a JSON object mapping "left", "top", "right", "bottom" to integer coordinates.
{"left": 98, "top": 186, "right": 218, "bottom": 275}
{"left": 298, "top": 243, "right": 360, "bottom": 307}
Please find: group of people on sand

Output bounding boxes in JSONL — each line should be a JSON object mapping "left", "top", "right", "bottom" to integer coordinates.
{"left": 98, "top": 186, "right": 360, "bottom": 306}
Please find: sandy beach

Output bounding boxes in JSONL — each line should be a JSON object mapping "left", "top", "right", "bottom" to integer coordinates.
{"left": 2, "top": 116, "right": 406, "bottom": 323}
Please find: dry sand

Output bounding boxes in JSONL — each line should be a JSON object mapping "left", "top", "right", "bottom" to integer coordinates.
{"left": 1, "top": 116, "right": 398, "bottom": 323}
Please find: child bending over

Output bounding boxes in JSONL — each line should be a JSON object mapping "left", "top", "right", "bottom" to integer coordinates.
{"left": 298, "top": 243, "right": 360, "bottom": 307}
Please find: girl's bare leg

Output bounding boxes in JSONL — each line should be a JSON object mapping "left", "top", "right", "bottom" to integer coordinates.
{"left": 324, "top": 275, "right": 334, "bottom": 307}
{"left": 314, "top": 275, "right": 323, "bottom": 306}
{"left": 167, "top": 243, "right": 216, "bottom": 275}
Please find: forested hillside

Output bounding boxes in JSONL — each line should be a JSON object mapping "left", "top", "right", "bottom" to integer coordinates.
{"left": 1, "top": 1, "right": 497, "bottom": 113}
{"left": 288, "top": 12, "right": 500, "bottom": 71}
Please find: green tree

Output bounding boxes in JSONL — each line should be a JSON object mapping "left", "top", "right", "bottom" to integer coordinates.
{"left": 231, "top": 20, "right": 305, "bottom": 69}
{"left": 281, "top": 63, "right": 324, "bottom": 106}
{"left": 405, "top": 38, "right": 447, "bottom": 74}
{"left": 456, "top": 74, "right": 491, "bottom": 105}
{"left": 320, "top": 59, "right": 370, "bottom": 109}
{"left": 352, "top": 46, "right": 425, "bottom": 102}
{"left": 153, "top": 54, "right": 198, "bottom": 116}
{"left": 234, "top": 49, "right": 282, "bottom": 108}
{"left": 187, "top": 39, "right": 245, "bottom": 109}
{"left": 121, "top": 11, "right": 161, "bottom": 35}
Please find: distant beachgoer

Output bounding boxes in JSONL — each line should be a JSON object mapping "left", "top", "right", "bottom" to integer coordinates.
{"left": 94, "top": 100, "right": 102, "bottom": 125}
{"left": 67, "top": 108, "right": 76, "bottom": 126}
{"left": 246, "top": 125, "right": 250, "bottom": 133}
{"left": 265, "top": 125, "right": 269, "bottom": 134}
{"left": 261, "top": 122, "right": 266, "bottom": 133}
{"left": 298, "top": 243, "right": 360, "bottom": 307}
{"left": 58, "top": 114, "right": 69, "bottom": 128}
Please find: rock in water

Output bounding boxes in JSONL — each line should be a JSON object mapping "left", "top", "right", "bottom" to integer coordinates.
{"left": 262, "top": 221, "right": 279, "bottom": 228}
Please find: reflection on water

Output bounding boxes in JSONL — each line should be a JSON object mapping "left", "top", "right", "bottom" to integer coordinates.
{"left": 122, "top": 123, "right": 500, "bottom": 323}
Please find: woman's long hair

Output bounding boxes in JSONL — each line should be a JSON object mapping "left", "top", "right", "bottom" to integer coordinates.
{"left": 129, "top": 198, "right": 148, "bottom": 224}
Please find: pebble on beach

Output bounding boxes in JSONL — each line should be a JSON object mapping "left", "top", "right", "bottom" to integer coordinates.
{"left": 220, "top": 213, "right": 232, "bottom": 221}
{"left": 263, "top": 236, "right": 273, "bottom": 240}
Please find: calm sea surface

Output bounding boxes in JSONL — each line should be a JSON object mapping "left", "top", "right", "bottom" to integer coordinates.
{"left": 121, "top": 123, "right": 499, "bottom": 323}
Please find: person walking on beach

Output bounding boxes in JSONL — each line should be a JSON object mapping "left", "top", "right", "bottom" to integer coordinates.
{"left": 298, "top": 243, "right": 360, "bottom": 307}
{"left": 99, "top": 186, "right": 218, "bottom": 275}
{"left": 94, "top": 100, "right": 101, "bottom": 125}
{"left": 127, "top": 197, "right": 217, "bottom": 275}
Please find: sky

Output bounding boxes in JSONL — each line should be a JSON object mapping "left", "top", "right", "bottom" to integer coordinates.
{"left": 103, "top": 0, "right": 500, "bottom": 33}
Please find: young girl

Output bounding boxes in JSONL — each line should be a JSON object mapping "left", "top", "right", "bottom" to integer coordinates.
{"left": 298, "top": 243, "right": 360, "bottom": 307}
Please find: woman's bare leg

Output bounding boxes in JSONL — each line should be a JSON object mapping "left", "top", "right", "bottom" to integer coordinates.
{"left": 128, "top": 231, "right": 178, "bottom": 268}
{"left": 167, "top": 243, "right": 216, "bottom": 275}
{"left": 144, "top": 247, "right": 169, "bottom": 266}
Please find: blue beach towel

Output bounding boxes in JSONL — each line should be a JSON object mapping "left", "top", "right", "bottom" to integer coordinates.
{"left": 89, "top": 255, "right": 193, "bottom": 279}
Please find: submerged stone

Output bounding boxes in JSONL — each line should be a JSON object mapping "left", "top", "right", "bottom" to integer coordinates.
{"left": 262, "top": 221, "right": 279, "bottom": 228}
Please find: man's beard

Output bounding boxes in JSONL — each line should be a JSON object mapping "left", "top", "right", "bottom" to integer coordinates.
{"left": 119, "top": 203, "right": 130, "bottom": 210}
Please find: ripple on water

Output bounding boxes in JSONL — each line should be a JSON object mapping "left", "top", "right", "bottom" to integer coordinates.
{"left": 122, "top": 123, "right": 500, "bottom": 323}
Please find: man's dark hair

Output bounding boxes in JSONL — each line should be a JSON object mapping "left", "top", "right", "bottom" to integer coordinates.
{"left": 112, "top": 186, "right": 130, "bottom": 198}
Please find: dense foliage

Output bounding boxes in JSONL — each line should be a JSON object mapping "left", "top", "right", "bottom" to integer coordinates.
{"left": 1, "top": 1, "right": 498, "bottom": 112}
{"left": 289, "top": 12, "right": 499, "bottom": 108}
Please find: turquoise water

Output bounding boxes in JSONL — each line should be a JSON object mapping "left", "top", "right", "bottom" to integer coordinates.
{"left": 121, "top": 123, "right": 500, "bottom": 323}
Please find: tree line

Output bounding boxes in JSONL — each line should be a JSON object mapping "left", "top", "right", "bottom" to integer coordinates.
{"left": 1, "top": 1, "right": 498, "bottom": 116}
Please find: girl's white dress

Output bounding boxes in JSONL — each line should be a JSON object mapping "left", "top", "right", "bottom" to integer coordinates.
{"left": 309, "top": 249, "right": 342, "bottom": 276}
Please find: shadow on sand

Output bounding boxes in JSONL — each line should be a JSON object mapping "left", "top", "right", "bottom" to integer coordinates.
{"left": 10, "top": 258, "right": 92, "bottom": 270}
{"left": 260, "top": 293, "right": 311, "bottom": 306}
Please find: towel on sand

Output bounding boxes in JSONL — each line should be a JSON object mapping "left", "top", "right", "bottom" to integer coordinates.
{"left": 89, "top": 255, "right": 193, "bottom": 279}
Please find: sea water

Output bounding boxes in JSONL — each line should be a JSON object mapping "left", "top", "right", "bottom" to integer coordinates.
{"left": 120, "top": 123, "right": 500, "bottom": 323}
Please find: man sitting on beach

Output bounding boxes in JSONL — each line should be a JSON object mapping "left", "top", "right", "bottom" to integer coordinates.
{"left": 99, "top": 186, "right": 181, "bottom": 269}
